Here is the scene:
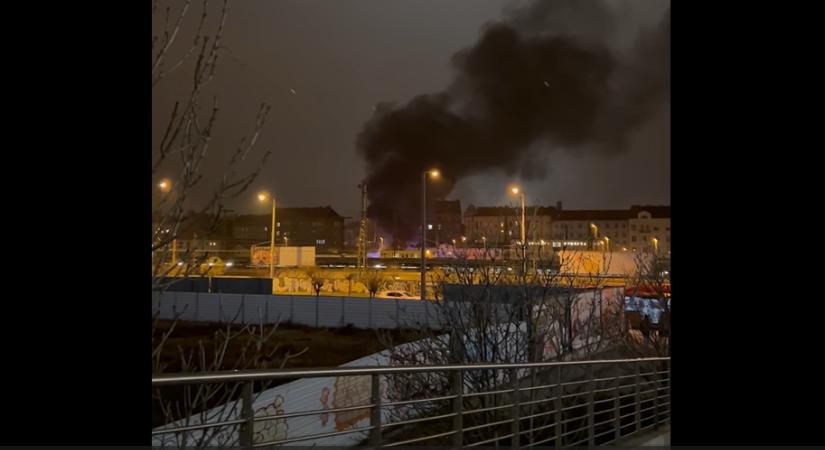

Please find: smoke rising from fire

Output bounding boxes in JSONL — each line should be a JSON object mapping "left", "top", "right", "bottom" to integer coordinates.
{"left": 357, "top": 0, "right": 670, "bottom": 243}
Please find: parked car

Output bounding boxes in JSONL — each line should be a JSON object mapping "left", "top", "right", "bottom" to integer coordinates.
{"left": 375, "top": 290, "right": 419, "bottom": 300}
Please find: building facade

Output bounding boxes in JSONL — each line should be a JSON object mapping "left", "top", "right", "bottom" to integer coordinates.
{"left": 627, "top": 205, "right": 671, "bottom": 255}
{"left": 431, "top": 200, "right": 463, "bottom": 246}
{"left": 463, "top": 205, "right": 519, "bottom": 246}
{"left": 464, "top": 204, "right": 670, "bottom": 255}
{"left": 464, "top": 205, "right": 556, "bottom": 246}
{"left": 233, "top": 207, "right": 345, "bottom": 253}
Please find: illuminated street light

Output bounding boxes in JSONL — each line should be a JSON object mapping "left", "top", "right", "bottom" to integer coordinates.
{"left": 509, "top": 185, "right": 526, "bottom": 274}
{"left": 652, "top": 237, "right": 659, "bottom": 255}
{"left": 421, "top": 168, "right": 440, "bottom": 300}
{"left": 603, "top": 236, "right": 610, "bottom": 252}
{"left": 258, "top": 191, "right": 276, "bottom": 280}
{"left": 158, "top": 179, "right": 171, "bottom": 192}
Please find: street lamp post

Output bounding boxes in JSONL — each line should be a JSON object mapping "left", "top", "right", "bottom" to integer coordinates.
{"left": 421, "top": 169, "right": 439, "bottom": 300}
{"left": 589, "top": 223, "right": 599, "bottom": 251}
{"left": 652, "top": 237, "right": 659, "bottom": 255}
{"left": 258, "top": 192, "right": 276, "bottom": 279}
{"left": 604, "top": 236, "right": 610, "bottom": 252}
{"left": 510, "top": 186, "right": 526, "bottom": 275}
{"left": 155, "top": 179, "right": 176, "bottom": 265}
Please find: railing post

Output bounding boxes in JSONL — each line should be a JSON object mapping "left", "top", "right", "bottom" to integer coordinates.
{"left": 370, "top": 373, "right": 382, "bottom": 447}
{"left": 453, "top": 369, "right": 464, "bottom": 448}
{"left": 587, "top": 364, "right": 595, "bottom": 447}
{"left": 528, "top": 367, "right": 536, "bottom": 446}
{"left": 653, "top": 361, "right": 661, "bottom": 429}
{"left": 634, "top": 362, "right": 641, "bottom": 433}
{"left": 239, "top": 381, "right": 254, "bottom": 448}
{"left": 666, "top": 359, "right": 671, "bottom": 424}
{"left": 614, "top": 365, "right": 621, "bottom": 442}
{"left": 510, "top": 367, "right": 520, "bottom": 450}
{"left": 555, "top": 365, "right": 562, "bottom": 448}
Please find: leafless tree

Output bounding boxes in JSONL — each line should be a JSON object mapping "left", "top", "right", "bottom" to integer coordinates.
{"left": 363, "top": 269, "right": 386, "bottom": 299}
{"left": 345, "top": 272, "right": 358, "bottom": 296}
{"left": 620, "top": 251, "right": 670, "bottom": 357}
{"left": 376, "top": 243, "right": 631, "bottom": 445}
{"left": 152, "top": 307, "right": 308, "bottom": 448}
{"left": 303, "top": 266, "right": 326, "bottom": 298}
{"left": 151, "top": 1, "right": 294, "bottom": 446}
{"left": 152, "top": 0, "right": 271, "bottom": 291}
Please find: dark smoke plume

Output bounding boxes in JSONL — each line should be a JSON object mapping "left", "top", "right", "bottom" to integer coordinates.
{"left": 357, "top": 0, "right": 670, "bottom": 243}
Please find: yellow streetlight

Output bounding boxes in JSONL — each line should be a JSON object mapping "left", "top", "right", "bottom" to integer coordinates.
{"left": 158, "top": 179, "right": 171, "bottom": 192}
{"left": 652, "top": 237, "right": 659, "bottom": 255}
{"left": 603, "top": 236, "right": 610, "bottom": 252}
{"left": 257, "top": 191, "right": 276, "bottom": 279}
{"left": 421, "top": 168, "right": 440, "bottom": 300}
{"left": 508, "top": 185, "right": 526, "bottom": 274}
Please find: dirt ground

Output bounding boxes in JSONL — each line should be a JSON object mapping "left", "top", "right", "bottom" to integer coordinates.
{"left": 153, "top": 320, "right": 418, "bottom": 371}
{"left": 152, "top": 320, "right": 419, "bottom": 428}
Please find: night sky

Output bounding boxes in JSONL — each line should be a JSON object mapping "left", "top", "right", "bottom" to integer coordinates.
{"left": 152, "top": 0, "right": 670, "bottom": 220}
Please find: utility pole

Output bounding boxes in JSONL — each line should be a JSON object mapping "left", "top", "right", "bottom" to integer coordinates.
{"left": 357, "top": 182, "right": 368, "bottom": 269}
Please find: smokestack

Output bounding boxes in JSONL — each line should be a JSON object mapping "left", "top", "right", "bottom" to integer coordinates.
{"left": 357, "top": 0, "right": 669, "bottom": 238}
{"left": 556, "top": 201, "right": 562, "bottom": 211}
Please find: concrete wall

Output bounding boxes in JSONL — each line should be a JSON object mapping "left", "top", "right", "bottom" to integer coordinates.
{"left": 152, "top": 291, "right": 442, "bottom": 330}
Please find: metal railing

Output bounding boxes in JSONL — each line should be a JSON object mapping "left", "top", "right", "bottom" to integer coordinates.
{"left": 152, "top": 357, "right": 670, "bottom": 448}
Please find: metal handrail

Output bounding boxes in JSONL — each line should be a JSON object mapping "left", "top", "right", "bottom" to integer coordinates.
{"left": 152, "top": 357, "right": 670, "bottom": 447}
{"left": 151, "top": 357, "right": 670, "bottom": 385}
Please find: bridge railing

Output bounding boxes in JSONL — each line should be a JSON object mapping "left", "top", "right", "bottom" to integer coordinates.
{"left": 152, "top": 357, "right": 670, "bottom": 448}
